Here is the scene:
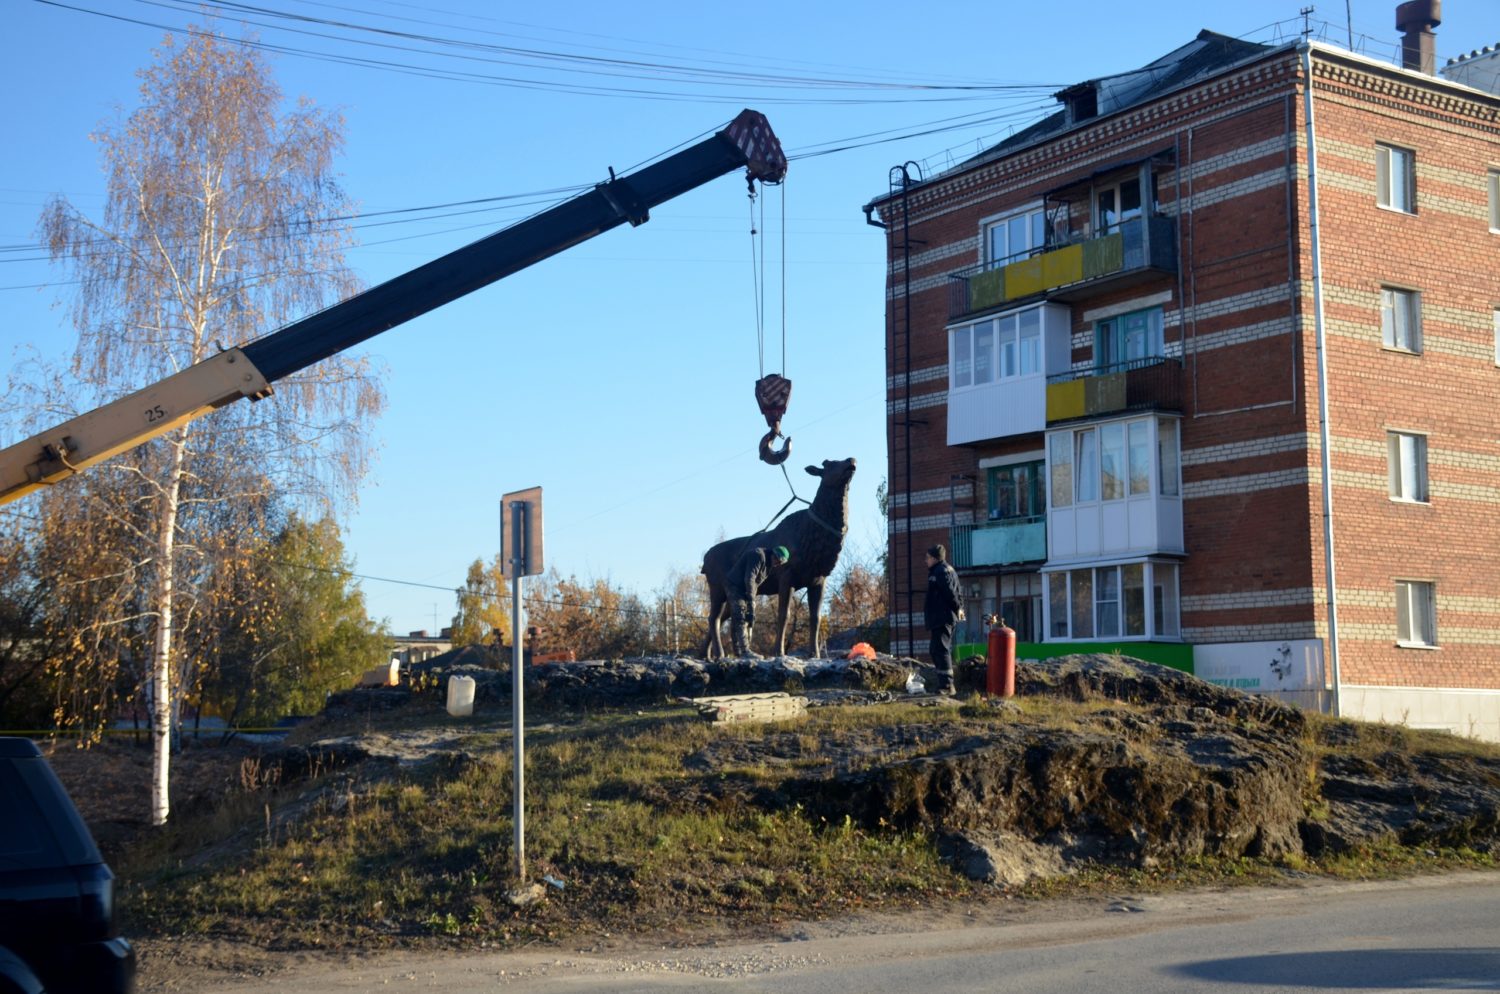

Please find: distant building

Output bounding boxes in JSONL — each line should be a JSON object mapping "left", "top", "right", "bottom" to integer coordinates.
{"left": 388, "top": 628, "right": 454, "bottom": 667}
{"left": 866, "top": 4, "right": 1500, "bottom": 739}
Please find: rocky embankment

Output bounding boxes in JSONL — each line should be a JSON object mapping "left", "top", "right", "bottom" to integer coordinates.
{"left": 301, "top": 651, "right": 1499, "bottom": 886}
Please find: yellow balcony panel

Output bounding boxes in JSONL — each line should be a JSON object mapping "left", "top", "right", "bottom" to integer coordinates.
{"left": 1042, "top": 243, "right": 1084, "bottom": 288}
{"left": 1046, "top": 378, "right": 1085, "bottom": 422}
{"left": 1004, "top": 255, "right": 1047, "bottom": 299}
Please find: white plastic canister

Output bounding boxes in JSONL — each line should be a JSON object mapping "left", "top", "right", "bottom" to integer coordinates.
{"left": 446, "top": 674, "right": 476, "bottom": 717}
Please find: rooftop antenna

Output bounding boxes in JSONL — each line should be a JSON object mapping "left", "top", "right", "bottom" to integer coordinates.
{"left": 1345, "top": 0, "right": 1353, "bottom": 48}
{"left": 1301, "top": 5, "right": 1315, "bottom": 40}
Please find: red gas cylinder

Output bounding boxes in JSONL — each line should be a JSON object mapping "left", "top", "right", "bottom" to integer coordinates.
{"left": 986, "top": 616, "right": 1016, "bottom": 698}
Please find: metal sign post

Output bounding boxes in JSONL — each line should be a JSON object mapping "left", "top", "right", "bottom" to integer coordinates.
{"left": 500, "top": 487, "right": 543, "bottom": 884}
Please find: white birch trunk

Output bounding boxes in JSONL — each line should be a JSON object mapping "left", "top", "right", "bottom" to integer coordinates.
{"left": 150, "top": 434, "right": 187, "bottom": 827}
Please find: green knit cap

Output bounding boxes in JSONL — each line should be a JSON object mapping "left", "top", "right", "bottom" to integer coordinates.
{"left": 772, "top": 545, "right": 790, "bottom": 562}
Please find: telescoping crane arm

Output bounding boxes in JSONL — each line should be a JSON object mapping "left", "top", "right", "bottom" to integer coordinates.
{"left": 0, "top": 110, "right": 786, "bottom": 507}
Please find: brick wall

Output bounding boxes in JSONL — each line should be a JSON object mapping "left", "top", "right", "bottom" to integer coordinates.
{"left": 876, "top": 45, "right": 1500, "bottom": 693}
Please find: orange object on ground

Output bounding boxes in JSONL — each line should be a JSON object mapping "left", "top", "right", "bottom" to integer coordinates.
{"left": 846, "top": 642, "right": 876, "bottom": 660}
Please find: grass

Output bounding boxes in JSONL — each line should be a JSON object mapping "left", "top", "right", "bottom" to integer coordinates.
{"left": 1304, "top": 711, "right": 1500, "bottom": 762}
{"left": 121, "top": 707, "right": 968, "bottom": 947}
{"left": 114, "top": 692, "right": 1500, "bottom": 953}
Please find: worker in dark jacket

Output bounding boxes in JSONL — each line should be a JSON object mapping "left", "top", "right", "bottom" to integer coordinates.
{"left": 728, "top": 544, "right": 789, "bottom": 658}
{"left": 923, "top": 544, "right": 965, "bottom": 694}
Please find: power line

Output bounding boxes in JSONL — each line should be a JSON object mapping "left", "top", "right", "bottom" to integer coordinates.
{"left": 35, "top": 0, "right": 1060, "bottom": 104}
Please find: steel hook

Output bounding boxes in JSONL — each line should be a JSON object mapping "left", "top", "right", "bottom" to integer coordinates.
{"left": 759, "top": 426, "right": 791, "bottom": 465}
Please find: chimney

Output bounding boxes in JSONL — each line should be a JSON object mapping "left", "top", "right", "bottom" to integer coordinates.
{"left": 1396, "top": 0, "right": 1442, "bottom": 74}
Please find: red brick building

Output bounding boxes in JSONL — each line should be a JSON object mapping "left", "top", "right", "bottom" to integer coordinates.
{"left": 866, "top": 12, "right": 1500, "bottom": 739}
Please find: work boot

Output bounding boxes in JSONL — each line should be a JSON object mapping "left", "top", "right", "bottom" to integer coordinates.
{"left": 933, "top": 672, "right": 956, "bottom": 696}
{"left": 731, "top": 620, "right": 761, "bottom": 658}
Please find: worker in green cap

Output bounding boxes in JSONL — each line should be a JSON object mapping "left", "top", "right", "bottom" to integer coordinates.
{"left": 728, "top": 544, "right": 790, "bottom": 658}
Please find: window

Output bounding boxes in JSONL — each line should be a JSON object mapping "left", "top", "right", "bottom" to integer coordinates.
{"left": 1074, "top": 428, "right": 1099, "bottom": 503}
{"left": 950, "top": 304, "right": 1050, "bottom": 390}
{"left": 1100, "top": 423, "right": 1125, "bottom": 501}
{"left": 997, "top": 573, "right": 1043, "bottom": 643}
{"left": 985, "top": 207, "right": 1046, "bottom": 266}
{"left": 1094, "top": 173, "right": 1158, "bottom": 234}
{"left": 1153, "top": 562, "right": 1180, "bottom": 637}
{"left": 1493, "top": 309, "right": 1499, "bottom": 366}
{"left": 1381, "top": 287, "right": 1422, "bottom": 352}
{"left": 1095, "top": 568, "right": 1120, "bottom": 637}
{"left": 1047, "top": 416, "right": 1180, "bottom": 506}
{"left": 1096, "top": 307, "right": 1164, "bottom": 370}
{"left": 1488, "top": 170, "right": 1499, "bottom": 233}
{"left": 1070, "top": 570, "right": 1094, "bottom": 639}
{"left": 988, "top": 460, "right": 1046, "bottom": 521}
{"left": 1387, "top": 431, "right": 1429, "bottom": 502}
{"left": 1122, "top": 563, "right": 1146, "bottom": 636}
{"left": 1045, "top": 561, "right": 1178, "bottom": 640}
{"left": 1048, "top": 573, "right": 1068, "bottom": 638}
{"left": 1376, "top": 144, "right": 1415, "bottom": 213}
{"left": 1049, "top": 433, "right": 1073, "bottom": 509}
{"left": 1128, "top": 421, "right": 1151, "bottom": 495}
{"left": 1159, "top": 419, "right": 1180, "bottom": 497}
{"left": 1396, "top": 579, "right": 1436, "bottom": 646}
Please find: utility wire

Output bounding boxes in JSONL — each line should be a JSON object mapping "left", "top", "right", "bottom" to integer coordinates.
{"left": 36, "top": 0, "right": 1060, "bottom": 104}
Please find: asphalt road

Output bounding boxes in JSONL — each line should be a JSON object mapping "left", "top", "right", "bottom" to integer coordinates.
{"left": 192, "top": 872, "right": 1500, "bottom": 993}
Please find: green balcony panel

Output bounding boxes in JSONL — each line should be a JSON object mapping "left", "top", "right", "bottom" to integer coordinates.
{"left": 1046, "top": 379, "right": 1085, "bottom": 422}
{"left": 970, "top": 519, "right": 1046, "bottom": 566}
{"left": 1042, "top": 243, "right": 1084, "bottom": 288}
{"left": 1084, "top": 370, "right": 1126, "bottom": 414}
{"left": 1083, "top": 232, "right": 1124, "bottom": 278}
{"left": 969, "top": 268, "right": 1003, "bottom": 312}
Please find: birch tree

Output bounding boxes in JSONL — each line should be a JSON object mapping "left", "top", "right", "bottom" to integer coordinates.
{"left": 450, "top": 556, "right": 511, "bottom": 648}
{"left": 40, "top": 25, "right": 384, "bottom": 824}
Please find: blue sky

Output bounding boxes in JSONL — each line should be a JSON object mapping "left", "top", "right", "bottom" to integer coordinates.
{"left": 3, "top": 0, "right": 1493, "bottom": 636}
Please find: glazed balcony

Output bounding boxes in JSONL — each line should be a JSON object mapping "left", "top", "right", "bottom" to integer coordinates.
{"left": 1045, "top": 355, "right": 1183, "bottom": 425}
{"left": 950, "top": 516, "right": 1046, "bottom": 569}
{"left": 948, "top": 215, "right": 1177, "bottom": 321}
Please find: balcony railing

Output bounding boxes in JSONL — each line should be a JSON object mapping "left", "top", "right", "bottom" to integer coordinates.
{"left": 950, "top": 516, "right": 1046, "bottom": 569}
{"left": 948, "top": 215, "right": 1177, "bottom": 321}
{"left": 1045, "top": 355, "right": 1183, "bottom": 423}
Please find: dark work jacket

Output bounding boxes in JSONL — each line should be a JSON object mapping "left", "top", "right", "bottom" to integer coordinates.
{"left": 730, "top": 546, "right": 779, "bottom": 599}
{"left": 924, "top": 560, "right": 963, "bottom": 628}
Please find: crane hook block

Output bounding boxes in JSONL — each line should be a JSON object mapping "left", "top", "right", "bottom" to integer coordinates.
{"left": 754, "top": 374, "right": 792, "bottom": 429}
{"left": 759, "top": 428, "right": 792, "bottom": 465}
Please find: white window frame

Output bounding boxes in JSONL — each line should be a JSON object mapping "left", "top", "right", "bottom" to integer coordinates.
{"left": 1395, "top": 579, "right": 1437, "bottom": 647}
{"left": 1387, "top": 430, "right": 1429, "bottom": 503}
{"left": 1376, "top": 143, "right": 1416, "bottom": 213}
{"left": 1048, "top": 414, "right": 1174, "bottom": 507}
{"left": 1044, "top": 560, "right": 1179, "bottom": 641}
{"left": 949, "top": 302, "right": 1048, "bottom": 392}
{"left": 1493, "top": 308, "right": 1499, "bottom": 367}
{"left": 983, "top": 205, "right": 1046, "bottom": 267}
{"left": 1380, "top": 287, "right": 1422, "bottom": 353}
{"left": 1488, "top": 170, "right": 1499, "bottom": 233}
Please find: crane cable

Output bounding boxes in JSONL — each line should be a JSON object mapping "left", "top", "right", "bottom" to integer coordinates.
{"left": 750, "top": 178, "right": 792, "bottom": 468}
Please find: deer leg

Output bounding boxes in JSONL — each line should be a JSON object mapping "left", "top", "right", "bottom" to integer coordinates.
{"left": 703, "top": 592, "right": 727, "bottom": 661}
{"left": 806, "top": 577, "right": 826, "bottom": 658}
{"left": 774, "top": 585, "right": 792, "bottom": 657}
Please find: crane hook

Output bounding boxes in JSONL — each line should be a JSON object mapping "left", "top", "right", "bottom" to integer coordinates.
{"left": 754, "top": 374, "right": 793, "bottom": 466}
{"left": 759, "top": 426, "right": 792, "bottom": 465}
